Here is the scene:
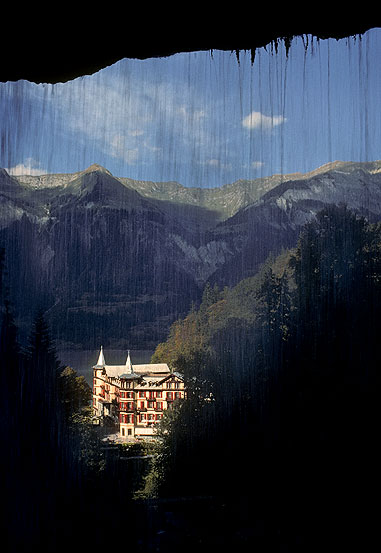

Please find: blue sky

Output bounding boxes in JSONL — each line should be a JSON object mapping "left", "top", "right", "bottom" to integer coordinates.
{"left": 1, "top": 28, "right": 381, "bottom": 188}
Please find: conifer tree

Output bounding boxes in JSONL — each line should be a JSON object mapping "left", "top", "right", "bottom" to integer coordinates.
{"left": 0, "top": 248, "right": 22, "bottom": 446}
{"left": 23, "top": 309, "right": 63, "bottom": 442}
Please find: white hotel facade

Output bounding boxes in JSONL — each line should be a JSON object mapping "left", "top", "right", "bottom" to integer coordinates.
{"left": 92, "top": 347, "right": 185, "bottom": 439}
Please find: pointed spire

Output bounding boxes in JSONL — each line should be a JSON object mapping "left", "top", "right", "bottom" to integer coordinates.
{"left": 126, "top": 349, "right": 133, "bottom": 373}
{"left": 96, "top": 345, "right": 106, "bottom": 367}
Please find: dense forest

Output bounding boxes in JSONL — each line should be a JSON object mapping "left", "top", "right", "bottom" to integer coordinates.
{"left": 150, "top": 204, "right": 380, "bottom": 550}
{"left": 1, "top": 203, "right": 379, "bottom": 552}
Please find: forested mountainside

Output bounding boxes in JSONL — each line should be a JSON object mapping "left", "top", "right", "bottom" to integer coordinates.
{"left": 1, "top": 160, "right": 381, "bottom": 348}
{"left": 148, "top": 204, "right": 379, "bottom": 549}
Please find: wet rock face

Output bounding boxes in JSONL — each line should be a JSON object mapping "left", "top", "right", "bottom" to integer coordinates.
{"left": 1, "top": 160, "right": 381, "bottom": 348}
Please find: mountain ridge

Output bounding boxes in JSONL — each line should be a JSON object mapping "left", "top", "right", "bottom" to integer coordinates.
{"left": 11, "top": 159, "right": 381, "bottom": 224}
{"left": 2, "top": 159, "right": 381, "bottom": 349}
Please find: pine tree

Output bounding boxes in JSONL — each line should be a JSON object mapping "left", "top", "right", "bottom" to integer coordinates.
{"left": 0, "top": 247, "right": 4, "bottom": 300}
{"left": 27, "top": 309, "right": 61, "bottom": 372}
{"left": 0, "top": 249, "right": 22, "bottom": 455}
{"left": 16, "top": 309, "right": 64, "bottom": 479}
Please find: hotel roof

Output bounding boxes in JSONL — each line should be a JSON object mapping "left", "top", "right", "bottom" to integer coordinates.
{"left": 93, "top": 347, "right": 170, "bottom": 378}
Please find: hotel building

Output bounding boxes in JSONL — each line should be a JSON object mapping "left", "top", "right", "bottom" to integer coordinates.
{"left": 92, "top": 347, "right": 185, "bottom": 439}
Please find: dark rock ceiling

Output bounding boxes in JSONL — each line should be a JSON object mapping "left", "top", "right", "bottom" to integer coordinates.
{"left": 1, "top": 14, "right": 379, "bottom": 83}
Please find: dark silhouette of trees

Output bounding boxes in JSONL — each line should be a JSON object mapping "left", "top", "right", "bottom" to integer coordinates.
{"left": 0, "top": 260, "right": 154, "bottom": 552}
{"left": 58, "top": 366, "right": 92, "bottom": 421}
{"left": 152, "top": 205, "right": 380, "bottom": 550}
{"left": 1, "top": 203, "right": 379, "bottom": 551}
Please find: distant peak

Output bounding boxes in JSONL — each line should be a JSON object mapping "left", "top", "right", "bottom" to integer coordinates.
{"left": 82, "top": 164, "right": 112, "bottom": 176}
{"left": 0, "top": 167, "right": 20, "bottom": 185}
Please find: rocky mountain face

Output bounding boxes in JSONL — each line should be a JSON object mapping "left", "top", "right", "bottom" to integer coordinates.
{"left": 1, "top": 160, "right": 381, "bottom": 349}
{"left": 208, "top": 160, "right": 381, "bottom": 285}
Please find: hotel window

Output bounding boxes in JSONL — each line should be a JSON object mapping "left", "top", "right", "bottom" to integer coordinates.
{"left": 167, "top": 392, "right": 173, "bottom": 400}
{"left": 139, "top": 401, "right": 145, "bottom": 409}
{"left": 139, "top": 391, "right": 145, "bottom": 398}
{"left": 156, "top": 402, "right": 163, "bottom": 410}
{"left": 175, "top": 392, "right": 181, "bottom": 399}
{"left": 148, "top": 401, "right": 155, "bottom": 409}
{"left": 120, "top": 392, "right": 125, "bottom": 398}
{"left": 126, "top": 391, "right": 133, "bottom": 398}
{"left": 140, "top": 413, "right": 146, "bottom": 422}
{"left": 174, "top": 382, "right": 179, "bottom": 389}
{"left": 156, "top": 391, "right": 162, "bottom": 398}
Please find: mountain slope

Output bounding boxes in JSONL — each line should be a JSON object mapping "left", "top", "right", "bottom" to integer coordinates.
{"left": 1, "top": 160, "right": 381, "bottom": 348}
{"left": 208, "top": 160, "right": 381, "bottom": 285}
{"left": 1, "top": 166, "right": 203, "bottom": 347}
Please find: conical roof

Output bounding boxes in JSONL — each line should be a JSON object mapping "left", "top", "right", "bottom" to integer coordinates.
{"left": 95, "top": 345, "right": 106, "bottom": 367}
{"left": 125, "top": 350, "right": 132, "bottom": 373}
{"left": 119, "top": 349, "right": 141, "bottom": 380}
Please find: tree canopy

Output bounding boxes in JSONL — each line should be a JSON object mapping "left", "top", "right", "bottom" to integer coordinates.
{"left": 149, "top": 205, "right": 380, "bottom": 549}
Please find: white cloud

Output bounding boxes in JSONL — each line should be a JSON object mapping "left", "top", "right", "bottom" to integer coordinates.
{"left": 251, "top": 161, "right": 265, "bottom": 169}
{"left": 8, "top": 158, "right": 47, "bottom": 176}
{"left": 202, "top": 159, "right": 232, "bottom": 171}
{"left": 143, "top": 142, "right": 162, "bottom": 153}
{"left": 110, "top": 135, "right": 139, "bottom": 165}
{"left": 124, "top": 149, "right": 139, "bottom": 165}
{"left": 177, "top": 106, "right": 206, "bottom": 122}
{"left": 128, "top": 129, "right": 144, "bottom": 137}
{"left": 242, "top": 111, "right": 286, "bottom": 130}
{"left": 52, "top": 74, "right": 211, "bottom": 166}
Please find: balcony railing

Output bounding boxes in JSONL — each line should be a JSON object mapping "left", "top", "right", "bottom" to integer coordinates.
{"left": 119, "top": 404, "right": 135, "bottom": 412}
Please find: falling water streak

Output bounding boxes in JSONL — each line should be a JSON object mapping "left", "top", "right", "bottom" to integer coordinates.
{"left": 0, "top": 37, "right": 380, "bottom": 346}
{"left": 1, "top": 30, "right": 381, "bottom": 553}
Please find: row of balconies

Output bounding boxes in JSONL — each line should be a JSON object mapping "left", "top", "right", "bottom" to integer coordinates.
{"left": 95, "top": 389, "right": 184, "bottom": 407}
{"left": 95, "top": 380, "right": 183, "bottom": 394}
{"left": 119, "top": 394, "right": 182, "bottom": 405}
{"left": 120, "top": 414, "right": 164, "bottom": 423}
{"left": 95, "top": 389, "right": 183, "bottom": 399}
{"left": 119, "top": 403, "right": 167, "bottom": 412}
